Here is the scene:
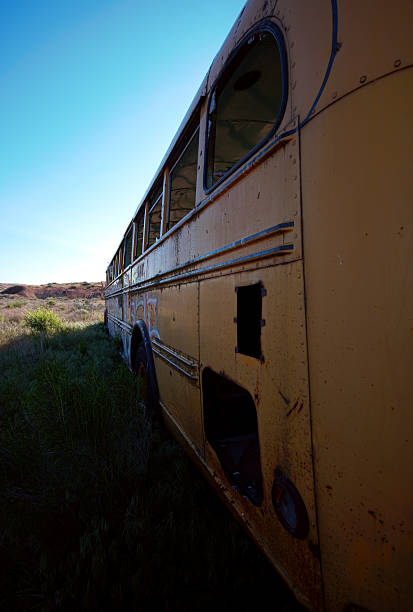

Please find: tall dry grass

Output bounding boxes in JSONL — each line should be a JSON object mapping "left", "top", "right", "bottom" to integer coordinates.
{"left": 0, "top": 310, "right": 301, "bottom": 611}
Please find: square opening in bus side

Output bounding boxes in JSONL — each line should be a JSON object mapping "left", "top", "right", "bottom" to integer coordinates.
{"left": 235, "top": 282, "right": 264, "bottom": 360}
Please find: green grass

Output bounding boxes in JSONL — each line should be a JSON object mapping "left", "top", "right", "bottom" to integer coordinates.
{"left": 24, "top": 307, "right": 64, "bottom": 333}
{"left": 5, "top": 300, "right": 26, "bottom": 309}
{"left": 0, "top": 314, "right": 299, "bottom": 611}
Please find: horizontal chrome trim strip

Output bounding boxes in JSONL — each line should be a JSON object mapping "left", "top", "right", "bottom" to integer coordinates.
{"left": 107, "top": 313, "right": 132, "bottom": 334}
{"left": 151, "top": 338, "right": 196, "bottom": 368}
{"left": 140, "top": 244, "right": 294, "bottom": 288}
{"left": 164, "top": 221, "right": 294, "bottom": 274}
{"left": 106, "top": 129, "right": 295, "bottom": 289}
{"left": 152, "top": 347, "right": 198, "bottom": 380}
{"left": 107, "top": 244, "right": 294, "bottom": 296}
{"left": 105, "top": 221, "right": 294, "bottom": 297}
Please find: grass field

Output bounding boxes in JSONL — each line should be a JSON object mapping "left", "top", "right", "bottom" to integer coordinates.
{"left": 0, "top": 282, "right": 104, "bottom": 327}
{"left": 0, "top": 293, "right": 302, "bottom": 611}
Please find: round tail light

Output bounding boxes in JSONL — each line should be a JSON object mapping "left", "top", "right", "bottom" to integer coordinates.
{"left": 272, "top": 468, "right": 309, "bottom": 539}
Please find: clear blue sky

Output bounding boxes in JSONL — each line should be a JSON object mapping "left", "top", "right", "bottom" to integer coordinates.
{"left": 0, "top": 0, "right": 245, "bottom": 284}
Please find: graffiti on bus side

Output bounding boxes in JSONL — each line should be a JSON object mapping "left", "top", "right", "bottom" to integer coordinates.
{"left": 131, "top": 294, "right": 160, "bottom": 340}
{"left": 147, "top": 296, "right": 160, "bottom": 340}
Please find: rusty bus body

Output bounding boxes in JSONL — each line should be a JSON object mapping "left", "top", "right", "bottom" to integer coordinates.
{"left": 105, "top": 1, "right": 413, "bottom": 609}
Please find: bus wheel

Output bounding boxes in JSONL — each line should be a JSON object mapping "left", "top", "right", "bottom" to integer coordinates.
{"left": 134, "top": 341, "right": 159, "bottom": 415}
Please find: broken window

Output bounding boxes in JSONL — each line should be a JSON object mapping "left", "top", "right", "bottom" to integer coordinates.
{"left": 147, "top": 189, "right": 163, "bottom": 248}
{"left": 206, "top": 24, "right": 287, "bottom": 189}
{"left": 202, "top": 368, "right": 263, "bottom": 506}
{"left": 168, "top": 127, "right": 199, "bottom": 231}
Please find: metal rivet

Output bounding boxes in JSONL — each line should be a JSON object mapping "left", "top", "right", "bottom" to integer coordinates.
{"left": 360, "top": 75, "right": 367, "bottom": 84}
{"left": 394, "top": 59, "right": 401, "bottom": 68}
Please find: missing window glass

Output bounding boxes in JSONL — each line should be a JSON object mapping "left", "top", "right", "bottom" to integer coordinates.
{"left": 203, "top": 368, "right": 263, "bottom": 506}
{"left": 235, "top": 282, "right": 264, "bottom": 360}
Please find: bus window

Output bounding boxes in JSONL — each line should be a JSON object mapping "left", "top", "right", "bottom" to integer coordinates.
{"left": 133, "top": 212, "right": 144, "bottom": 260}
{"left": 123, "top": 227, "right": 133, "bottom": 269}
{"left": 147, "top": 190, "right": 162, "bottom": 248}
{"left": 206, "top": 26, "right": 286, "bottom": 189}
{"left": 167, "top": 127, "right": 199, "bottom": 231}
{"left": 117, "top": 247, "right": 122, "bottom": 275}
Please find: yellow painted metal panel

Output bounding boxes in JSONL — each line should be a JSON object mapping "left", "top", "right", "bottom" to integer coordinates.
{"left": 193, "top": 135, "right": 301, "bottom": 262}
{"left": 155, "top": 357, "right": 203, "bottom": 453}
{"left": 157, "top": 283, "right": 199, "bottom": 360}
{"left": 321, "top": 0, "right": 413, "bottom": 109}
{"left": 199, "top": 261, "right": 323, "bottom": 610}
{"left": 301, "top": 68, "right": 413, "bottom": 611}
{"left": 277, "top": 0, "right": 331, "bottom": 121}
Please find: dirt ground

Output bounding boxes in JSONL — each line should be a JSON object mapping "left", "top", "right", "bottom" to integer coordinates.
{"left": 0, "top": 281, "right": 105, "bottom": 325}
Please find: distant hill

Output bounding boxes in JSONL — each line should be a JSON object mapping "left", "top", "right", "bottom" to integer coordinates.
{"left": 0, "top": 282, "right": 104, "bottom": 300}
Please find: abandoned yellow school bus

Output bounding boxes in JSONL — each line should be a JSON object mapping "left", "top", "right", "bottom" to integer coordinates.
{"left": 105, "top": 0, "right": 413, "bottom": 609}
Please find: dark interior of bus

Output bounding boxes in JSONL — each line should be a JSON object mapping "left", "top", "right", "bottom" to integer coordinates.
{"left": 202, "top": 368, "right": 263, "bottom": 506}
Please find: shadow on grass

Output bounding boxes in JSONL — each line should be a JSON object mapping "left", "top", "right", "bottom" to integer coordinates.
{"left": 0, "top": 323, "right": 303, "bottom": 611}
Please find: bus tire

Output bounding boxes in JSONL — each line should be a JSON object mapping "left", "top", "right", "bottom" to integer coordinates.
{"left": 134, "top": 340, "right": 159, "bottom": 415}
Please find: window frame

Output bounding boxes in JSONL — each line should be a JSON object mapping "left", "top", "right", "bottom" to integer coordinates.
{"left": 123, "top": 225, "right": 133, "bottom": 270}
{"left": 146, "top": 189, "right": 163, "bottom": 249}
{"left": 133, "top": 209, "right": 145, "bottom": 261}
{"left": 117, "top": 248, "right": 122, "bottom": 275}
{"left": 203, "top": 20, "right": 288, "bottom": 194}
{"left": 166, "top": 124, "right": 200, "bottom": 232}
